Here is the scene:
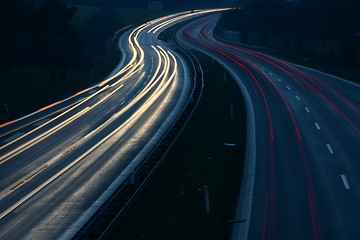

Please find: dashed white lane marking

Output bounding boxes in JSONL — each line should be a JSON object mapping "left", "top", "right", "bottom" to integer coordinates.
{"left": 296, "top": 96, "right": 301, "bottom": 100}
{"left": 340, "top": 174, "right": 350, "bottom": 190}
{"left": 305, "top": 107, "right": 310, "bottom": 113}
{"left": 315, "top": 122, "right": 321, "bottom": 130}
{"left": 326, "top": 144, "right": 334, "bottom": 154}
{"left": 287, "top": 86, "right": 291, "bottom": 90}
{"left": 269, "top": 72, "right": 273, "bottom": 76}
{"left": 277, "top": 78, "right": 282, "bottom": 82}
{"left": 2, "top": 133, "right": 25, "bottom": 143}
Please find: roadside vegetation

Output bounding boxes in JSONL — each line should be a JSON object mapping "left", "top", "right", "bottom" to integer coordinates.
{"left": 0, "top": 0, "right": 82, "bottom": 123}
{"left": 217, "top": 0, "right": 360, "bottom": 83}
{"left": 108, "top": 53, "right": 247, "bottom": 239}
{"left": 274, "top": 51, "right": 360, "bottom": 85}
{"left": 0, "top": 0, "right": 170, "bottom": 124}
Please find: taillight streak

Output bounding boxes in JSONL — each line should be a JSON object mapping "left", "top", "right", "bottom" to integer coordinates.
{"left": 218, "top": 37, "right": 359, "bottom": 129}
{"left": 179, "top": 18, "right": 329, "bottom": 239}
{"left": 181, "top": 23, "right": 280, "bottom": 239}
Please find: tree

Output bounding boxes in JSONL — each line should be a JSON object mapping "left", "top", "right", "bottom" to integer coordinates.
{"left": 0, "top": 0, "right": 31, "bottom": 75}
{"left": 317, "top": 0, "right": 360, "bottom": 62}
{"left": 30, "top": 0, "right": 82, "bottom": 79}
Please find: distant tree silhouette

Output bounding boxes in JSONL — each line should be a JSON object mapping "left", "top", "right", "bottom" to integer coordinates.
{"left": 0, "top": 0, "right": 82, "bottom": 78}
{"left": 0, "top": 0, "right": 32, "bottom": 75}
{"left": 218, "top": 0, "right": 360, "bottom": 63}
{"left": 318, "top": 0, "right": 360, "bottom": 62}
{"left": 30, "top": 0, "right": 82, "bottom": 79}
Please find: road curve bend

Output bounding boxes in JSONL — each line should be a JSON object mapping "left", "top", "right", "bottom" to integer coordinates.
{"left": 177, "top": 13, "right": 360, "bottom": 240}
{"left": 0, "top": 9, "right": 226, "bottom": 240}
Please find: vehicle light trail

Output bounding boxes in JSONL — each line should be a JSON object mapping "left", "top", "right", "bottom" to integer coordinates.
{"left": 176, "top": 13, "right": 359, "bottom": 240}
{"left": 0, "top": 44, "right": 179, "bottom": 221}
{"left": 0, "top": 18, "right": 150, "bottom": 152}
{"left": 0, "top": 107, "right": 91, "bottom": 164}
{"left": 0, "top": 10, "right": 236, "bottom": 239}
{"left": 211, "top": 33, "right": 360, "bottom": 134}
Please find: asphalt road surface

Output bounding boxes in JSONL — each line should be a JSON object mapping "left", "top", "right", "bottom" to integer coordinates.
{"left": 0, "top": 10, "right": 225, "bottom": 240}
{"left": 177, "top": 13, "right": 360, "bottom": 240}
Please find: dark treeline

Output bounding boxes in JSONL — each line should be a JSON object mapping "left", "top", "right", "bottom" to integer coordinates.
{"left": 218, "top": 0, "right": 360, "bottom": 63}
{"left": 0, "top": 0, "right": 81, "bottom": 78}
{"left": 0, "top": 0, "right": 84, "bottom": 123}
{"left": 25, "top": 0, "right": 222, "bottom": 10}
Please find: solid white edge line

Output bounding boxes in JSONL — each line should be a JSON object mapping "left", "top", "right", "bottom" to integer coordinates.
{"left": 340, "top": 174, "right": 350, "bottom": 190}
{"left": 224, "top": 63, "right": 256, "bottom": 240}
{"left": 184, "top": 39, "right": 256, "bottom": 239}
{"left": 178, "top": 20, "right": 257, "bottom": 240}
{"left": 58, "top": 45, "right": 191, "bottom": 240}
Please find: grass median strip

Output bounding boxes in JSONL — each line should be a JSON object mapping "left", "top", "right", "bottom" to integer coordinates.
{"left": 108, "top": 53, "right": 247, "bottom": 239}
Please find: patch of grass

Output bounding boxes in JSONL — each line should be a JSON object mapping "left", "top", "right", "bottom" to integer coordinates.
{"left": 107, "top": 53, "right": 247, "bottom": 240}
{"left": 277, "top": 51, "right": 360, "bottom": 84}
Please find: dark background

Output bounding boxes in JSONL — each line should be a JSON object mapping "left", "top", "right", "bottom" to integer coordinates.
{"left": 1, "top": 0, "right": 359, "bottom": 124}
{"left": 23, "top": 0, "right": 224, "bottom": 9}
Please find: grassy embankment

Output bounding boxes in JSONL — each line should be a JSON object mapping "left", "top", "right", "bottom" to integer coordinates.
{"left": 274, "top": 51, "right": 360, "bottom": 84}
{"left": 108, "top": 53, "right": 247, "bottom": 240}
{"left": 0, "top": 7, "right": 171, "bottom": 124}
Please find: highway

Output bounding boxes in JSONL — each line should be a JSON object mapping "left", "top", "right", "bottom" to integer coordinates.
{"left": 0, "top": 10, "right": 225, "bottom": 240}
{"left": 177, "top": 13, "right": 360, "bottom": 240}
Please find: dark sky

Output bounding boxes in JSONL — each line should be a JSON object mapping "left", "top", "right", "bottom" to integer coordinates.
{"left": 23, "top": 0, "right": 230, "bottom": 9}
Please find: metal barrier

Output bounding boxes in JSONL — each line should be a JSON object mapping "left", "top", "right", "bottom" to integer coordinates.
{"left": 72, "top": 27, "right": 204, "bottom": 240}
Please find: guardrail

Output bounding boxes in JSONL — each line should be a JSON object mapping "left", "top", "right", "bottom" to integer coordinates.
{"left": 71, "top": 27, "right": 204, "bottom": 240}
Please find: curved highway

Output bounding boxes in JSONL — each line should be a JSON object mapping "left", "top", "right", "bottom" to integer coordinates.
{"left": 0, "top": 10, "right": 225, "bottom": 240}
{"left": 178, "top": 13, "right": 360, "bottom": 240}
